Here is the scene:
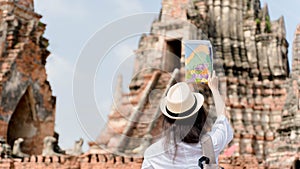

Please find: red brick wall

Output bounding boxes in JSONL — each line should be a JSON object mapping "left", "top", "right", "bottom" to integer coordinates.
{"left": 0, "top": 154, "right": 143, "bottom": 169}
{"left": 0, "top": 154, "right": 295, "bottom": 168}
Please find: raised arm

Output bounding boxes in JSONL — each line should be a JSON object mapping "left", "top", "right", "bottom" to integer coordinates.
{"left": 207, "top": 71, "right": 233, "bottom": 157}
{"left": 208, "top": 71, "right": 229, "bottom": 117}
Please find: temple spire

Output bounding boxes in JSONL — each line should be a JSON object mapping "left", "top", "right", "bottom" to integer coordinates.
{"left": 292, "top": 24, "right": 300, "bottom": 75}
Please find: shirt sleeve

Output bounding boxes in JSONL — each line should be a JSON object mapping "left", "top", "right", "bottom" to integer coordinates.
{"left": 208, "top": 115, "right": 234, "bottom": 155}
{"left": 141, "top": 158, "right": 154, "bottom": 169}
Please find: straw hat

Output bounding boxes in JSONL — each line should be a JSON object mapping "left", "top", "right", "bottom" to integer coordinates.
{"left": 160, "top": 82, "right": 204, "bottom": 120}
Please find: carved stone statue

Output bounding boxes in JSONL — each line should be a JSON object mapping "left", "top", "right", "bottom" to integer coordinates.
{"left": 53, "top": 132, "right": 65, "bottom": 154}
{"left": 65, "top": 138, "right": 84, "bottom": 156}
{"left": 42, "top": 136, "right": 61, "bottom": 156}
{"left": 0, "top": 137, "right": 11, "bottom": 158}
{"left": 12, "top": 138, "right": 29, "bottom": 158}
{"left": 0, "top": 137, "right": 4, "bottom": 157}
{"left": 1, "top": 143, "right": 11, "bottom": 158}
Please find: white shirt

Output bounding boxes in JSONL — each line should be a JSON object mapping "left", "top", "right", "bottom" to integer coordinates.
{"left": 142, "top": 115, "right": 233, "bottom": 169}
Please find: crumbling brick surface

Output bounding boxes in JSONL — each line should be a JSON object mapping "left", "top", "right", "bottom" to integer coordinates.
{"left": 0, "top": 0, "right": 55, "bottom": 155}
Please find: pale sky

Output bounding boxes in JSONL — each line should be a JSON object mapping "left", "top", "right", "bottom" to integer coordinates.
{"left": 33, "top": 0, "right": 300, "bottom": 151}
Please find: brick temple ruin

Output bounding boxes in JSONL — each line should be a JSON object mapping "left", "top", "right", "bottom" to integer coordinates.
{"left": 0, "top": 0, "right": 299, "bottom": 168}
{"left": 0, "top": 0, "right": 56, "bottom": 156}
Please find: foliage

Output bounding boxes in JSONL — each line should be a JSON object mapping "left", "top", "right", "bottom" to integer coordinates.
{"left": 255, "top": 18, "right": 261, "bottom": 25}
{"left": 265, "top": 15, "right": 272, "bottom": 33}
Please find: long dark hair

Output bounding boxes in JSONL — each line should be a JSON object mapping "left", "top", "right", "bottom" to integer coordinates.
{"left": 162, "top": 84, "right": 211, "bottom": 161}
{"left": 162, "top": 104, "right": 208, "bottom": 160}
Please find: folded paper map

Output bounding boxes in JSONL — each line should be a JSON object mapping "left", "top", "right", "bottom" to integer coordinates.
{"left": 184, "top": 40, "right": 213, "bottom": 83}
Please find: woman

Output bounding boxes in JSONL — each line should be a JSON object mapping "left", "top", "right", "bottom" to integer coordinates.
{"left": 142, "top": 71, "right": 233, "bottom": 169}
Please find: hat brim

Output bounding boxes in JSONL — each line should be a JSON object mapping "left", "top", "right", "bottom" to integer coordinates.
{"left": 160, "top": 93, "right": 204, "bottom": 120}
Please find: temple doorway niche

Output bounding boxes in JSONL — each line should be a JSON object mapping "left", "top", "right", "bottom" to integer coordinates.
{"left": 7, "top": 86, "right": 38, "bottom": 155}
{"left": 164, "top": 39, "right": 182, "bottom": 72}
